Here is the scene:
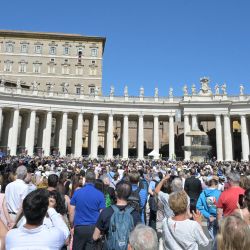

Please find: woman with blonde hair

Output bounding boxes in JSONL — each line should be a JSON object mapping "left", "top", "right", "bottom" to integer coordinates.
{"left": 216, "top": 214, "right": 250, "bottom": 250}
{"left": 162, "top": 190, "right": 209, "bottom": 250}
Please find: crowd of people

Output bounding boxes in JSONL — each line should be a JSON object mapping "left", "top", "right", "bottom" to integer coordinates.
{"left": 0, "top": 155, "right": 250, "bottom": 250}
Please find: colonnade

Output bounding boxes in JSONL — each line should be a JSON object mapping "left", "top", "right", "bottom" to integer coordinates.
{"left": 1, "top": 106, "right": 249, "bottom": 161}
{"left": 0, "top": 107, "right": 176, "bottom": 159}
{"left": 184, "top": 113, "right": 250, "bottom": 161}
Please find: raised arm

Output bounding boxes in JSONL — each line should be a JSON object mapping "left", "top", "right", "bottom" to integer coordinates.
{"left": 155, "top": 174, "right": 170, "bottom": 194}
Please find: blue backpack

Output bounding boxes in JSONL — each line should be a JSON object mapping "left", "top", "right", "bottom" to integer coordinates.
{"left": 106, "top": 205, "right": 134, "bottom": 250}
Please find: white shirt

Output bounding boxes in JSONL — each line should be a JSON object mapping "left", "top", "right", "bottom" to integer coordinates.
{"left": 6, "top": 208, "right": 70, "bottom": 250}
{"left": 5, "top": 179, "right": 28, "bottom": 213}
{"left": 162, "top": 217, "right": 209, "bottom": 250}
{"left": 118, "top": 169, "right": 124, "bottom": 180}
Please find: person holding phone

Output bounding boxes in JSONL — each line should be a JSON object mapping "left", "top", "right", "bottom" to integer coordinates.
{"left": 234, "top": 188, "right": 250, "bottom": 227}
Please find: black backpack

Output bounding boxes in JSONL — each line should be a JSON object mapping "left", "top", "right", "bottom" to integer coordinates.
{"left": 149, "top": 180, "right": 159, "bottom": 212}
{"left": 127, "top": 187, "right": 141, "bottom": 213}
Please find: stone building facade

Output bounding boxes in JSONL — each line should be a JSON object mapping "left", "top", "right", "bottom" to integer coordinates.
{"left": 0, "top": 30, "right": 105, "bottom": 94}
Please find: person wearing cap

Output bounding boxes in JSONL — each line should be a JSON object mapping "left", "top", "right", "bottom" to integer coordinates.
{"left": 217, "top": 172, "right": 245, "bottom": 221}
{"left": 196, "top": 176, "right": 221, "bottom": 239}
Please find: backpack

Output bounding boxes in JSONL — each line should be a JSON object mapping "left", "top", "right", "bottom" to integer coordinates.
{"left": 148, "top": 180, "right": 159, "bottom": 212}
{"left": 105, "top": 193, "right": 112, "bottom": 208}
{"left": 127, "top": 187, "right": 141, "bottom": 212}
{"left": 106, "top": 205, "right": 134, "bottom": 250}
{"left": 139, "top": 178, "right": 149, "bottom": 195}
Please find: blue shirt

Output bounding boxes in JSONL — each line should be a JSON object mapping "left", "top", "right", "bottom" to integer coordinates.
{"left": 70, "top": 183, "right": 106, "bottom": 226}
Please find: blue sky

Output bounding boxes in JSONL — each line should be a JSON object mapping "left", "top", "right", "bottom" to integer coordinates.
{"left": 1, "top": 0, "right": 250, "bottom": 96}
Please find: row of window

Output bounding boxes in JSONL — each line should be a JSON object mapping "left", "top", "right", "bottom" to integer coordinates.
{"left": 2, "top": 60, "right": 98, "bottom": 75}
{"left": 2, "top": 41, "right": 98, "bottom": 57}
{"left": 48, "top": 83, "right": 97, "bottom": 95}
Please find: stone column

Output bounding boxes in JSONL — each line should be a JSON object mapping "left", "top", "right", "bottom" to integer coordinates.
{"left": 59, "top": 112, "right": 68, "bottom": 157}
{"left": 215, "top": 115, "right": 223, "bottom": 161}
{"left": 25, "top": 110, "right": 36, "bottom": 156}
{"left": 137, "top": 115, "right": 144, "bottom": 159}
{"left": 90, "top": 113, "right": 98, "bottom": 159}
{"left": 184, "top": 114, "right": 191, "bottom": 161}
{"left": 191, "top": 114, "right": 199, "bottom": 130}
{"left": 106, "top": 114, "right": 113, "bottom": 159}
{"left": 122, "top": 114, "right": 129, "bottom": 159}
{"left": 241, "top": 115, "right": 249, "bottom": 161}
{"left": 37, "top": 114, "right": 44, "bottom": 148}
{"left": 1, "top": 112, "right": 11, "bottom": 147}
{"left": 169, "top": 115, "right": 175, "bottom": 160}
{"left": 88, "top": 118, "right": 92, "bottom": 156}
{"left": 223, "top": 114, "right": 233, "bottom": 161}
{"left": 19, "top": 113, "right": 29, "bottom": 147}
{"left": 74, "top": 113, "right": 83, "bottom": 157}
{"left": 54, "top": 115, "right": 61, "bottom": 148}
{"left": 42, "top": 111, "right": 52, "bottom": 156}
{"left": 153, "top": 115, "right": 159, "bottom": 159}
{"left": 0, "top": 108, "right": 2, "bottom": 143}
{"left": 9, "top": 109, "right": 19, "bottom": 155}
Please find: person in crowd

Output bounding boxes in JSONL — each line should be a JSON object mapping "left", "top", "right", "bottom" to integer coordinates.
{"left": 239, "top": 175, "right": 250, "bottom": 190}
{"left": 5, "top": 189, "right": 70, "bottom": 250}
{"left": 155, "top": 174, "right": 184, "bottom": 218}
{"left": 215, "top": 214, "right": 250, "bottom": 250}
{"left": 162, "top": 190, "right": 209, "bottom": 250}
{"left": 58, "top": 171, "right": 70, "bottom": 196}
{"left": 128, "top": 224, "right": 158, "bottom": 250}
{"left": 93, "top": 181, "right": 141, "bottom": 248}
{"left": 69, "top": 169, "right": 105, "bottom": 250}
{"left": 196, "top": 176, "right": 221, "bottom": 239}
{"left": 128, "top": 170, "right": 147, "bottom": 223}
{"left": 69, "top": 174, "right": 82, "bottom": 198}
{"left": 101, "top": 174, "right": 116, "bottom": 207}
{"left": 3, "top": 165, "right": 28, "bottom": 229}
{"left": 234, "top": 188, "right": 250, "bottom": 226}
{"left": 148, "top": 172, "right": 160, "bottom": 230}
{"left": 48, "top": 190, "right": 67, "bottom": 220}
{"left": 184, "top": 168, "right": 202, "bottom": 211}
{"left": 47, "top": 174, "right": 59, "bottom": 192}
{"left": 217, "top": 172, "right": 245, "bottom": 220}
{"left": 24, "top": 166, "right": 37, "bottom": 194}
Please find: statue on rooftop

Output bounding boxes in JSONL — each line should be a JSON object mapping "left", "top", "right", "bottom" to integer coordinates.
{"left": 215, "top": 84, "right": 220, "bottom": 95}
{"left": 191, "top": 84, "right": 196, "bottom": 95}
{"left": 154, "top": 87, "right": 158, "bottom": 98}
{"left": 110, "top": 85, "right": 114, "bottom": 96}
{"left": 183, "top": 85, "right": 188, "bottom": 96}
{"left": 46, "top": 82, "right": 55, "bottom": 92}
{"left": 0, "top": 77, "right": 4, "bottom": 86}
{"left": 221, "top": 83, "right": 227, "bottom": 95}
{"left": 16, "top": 79, "right": 21, "bottom": 88}
{"left": 61, "top": 82, "right": 69, "bottom": 94}
{"left": 240, "top": 84, "right": 244, "bottom": 95}
{"left": 140, "top": 86, "right": 144, "bottom": 97}
{"left": 124, "top": 85, "right": 128, "bottom": 96}
{"left": 199, "top": 77, "right": 212, "bottom": 95}
{"left": 32, "top": 81, "right": 40, "bottom": 90}
{"left": 169, "top": 87, "right": 173, "bottom": 97}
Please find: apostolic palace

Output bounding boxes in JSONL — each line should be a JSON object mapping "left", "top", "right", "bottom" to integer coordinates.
{"left": 0, "top": 30, "right": 249, "bottom": 162}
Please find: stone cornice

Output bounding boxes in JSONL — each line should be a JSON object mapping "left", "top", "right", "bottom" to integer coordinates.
{"left": 0, "top": 30, "right": 106, "bottom": 53}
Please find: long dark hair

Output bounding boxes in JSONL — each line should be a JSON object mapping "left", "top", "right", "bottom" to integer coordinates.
{"left": 49, "top": 190, "right": 66, "bottom": 215}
